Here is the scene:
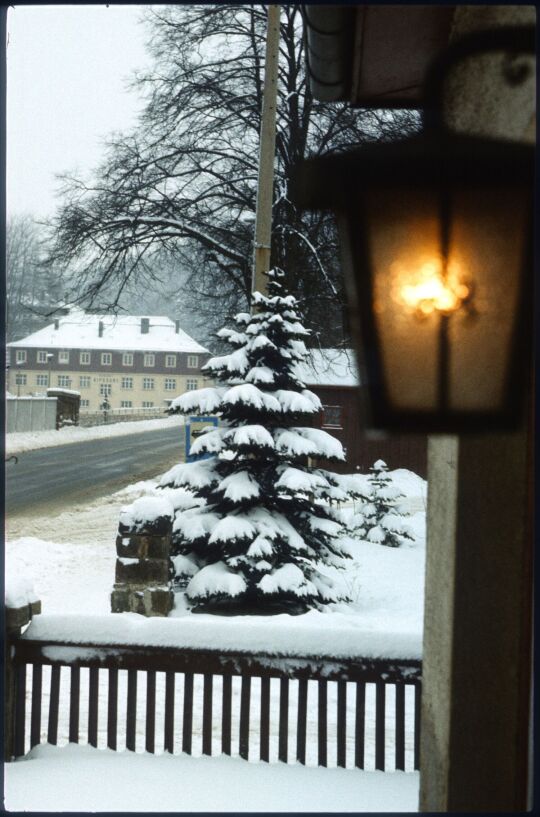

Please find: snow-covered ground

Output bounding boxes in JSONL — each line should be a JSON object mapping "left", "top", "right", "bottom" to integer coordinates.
{"left": 5, "top": 743, "right": 419, "bottom": 812}
{"left": 5, "top": 414, "right": 184, "bottom": 456}
{"left": 5, "top": 468, "right": 426, "bottom": 812}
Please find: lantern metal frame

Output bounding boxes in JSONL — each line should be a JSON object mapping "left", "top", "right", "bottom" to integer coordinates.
{"left": 293, "top": 25, "right": 535, "bottom": 433}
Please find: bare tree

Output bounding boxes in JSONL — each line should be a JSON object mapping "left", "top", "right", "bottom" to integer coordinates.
{"left": 6, "top": 215, "right": 63, "bottom": 341}
{"left": 48, "top": 5, "right": 418, "bottom": 343}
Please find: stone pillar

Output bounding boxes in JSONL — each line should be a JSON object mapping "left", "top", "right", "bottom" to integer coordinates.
{"left": 5, "top": 600, "right": 42, "bottom": 761}
{"left": 111, "top": 514, "right": 174, "bottom": 617}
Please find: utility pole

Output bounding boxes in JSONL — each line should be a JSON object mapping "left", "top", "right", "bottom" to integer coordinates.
{"left": 252, "top": 5, "right": 280, "bottom": 297}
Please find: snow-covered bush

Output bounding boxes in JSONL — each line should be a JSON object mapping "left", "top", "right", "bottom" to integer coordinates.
{"left": 362, "top": 460, "right": 414, "bottom": 548}
{"left": 159, "top": 268, "right": 365, "bottom": 614}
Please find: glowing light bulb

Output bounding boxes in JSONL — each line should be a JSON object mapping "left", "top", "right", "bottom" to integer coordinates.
{"left": 391, "top": 258, "right": 471, "bottom": 318}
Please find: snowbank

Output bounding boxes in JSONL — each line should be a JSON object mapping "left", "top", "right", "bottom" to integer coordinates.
{"left": 6, "top": 414, "right": 184, "bottom": 456}
{"left": 4, "top": 743, "right": 419, "bottom": 812}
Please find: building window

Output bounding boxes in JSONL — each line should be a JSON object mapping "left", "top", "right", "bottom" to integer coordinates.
{"left": 322, "top": 405, "right": 343, "bottom": 429}
{"left": 122, "top": 353, "right": 133, "bottom": 366}
{"left": 100, "top": 383, "right": 112, "bottom": 397}
{"left": 120, "top": 400, "right": 133, "bottom": 408}
{"left": 80, "top": 351, "right": 91, "bottom": 365}
{"left": 15, "top": 373, "right": 27, "bottom": 385}
{"left": 143, "top": 378, "right": 154, "bottom": 390}
{"left": 165, "top": 354, "right": 176, "bottom": 368}
{"left": 58, "top": 350, "right": 70, "bottom": 364}
{"left": 58, "top": 375, "right": 72, "bottom": 388}
{"left": 121, "top": 377, "right": 133, "bottom": 390}
{"left": 80, "top": 399, "right": 90, "bottom": 408}
{"left": 80, "top": 376, "right": 91, "bottom": 389}
{"left": 142, "top": 401, "right": 154, "bottom": 408}
{"left": 187, "top": 355, "right": 198, "bottom": 368}
{"left": 101, "top": 353, "right": 112, "bottom": 366}
{"left": 36, "top": 374, "right": 48, "bottom": 387}
{"left": 186, "top": 378, "right": 198, "bottom": 391}
{"left": 164, "top": 378, "right": 177, "bottom": 391}
{"left": 144, "top": 353, "right": 155, "bottom": 367}
{"left": 15, "top": 350, "right": 26, "bottom": 364}
{"left": 37, "top": 351, "right": 48, "bottom": 363}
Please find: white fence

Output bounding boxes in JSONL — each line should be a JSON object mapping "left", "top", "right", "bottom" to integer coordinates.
{"left": 6, "top": 397, "right": 58, "bottom": 433}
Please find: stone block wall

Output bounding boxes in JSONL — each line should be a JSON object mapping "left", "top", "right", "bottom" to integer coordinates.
{"left": 111, "top": 514, "right": 174, "bottom": 617}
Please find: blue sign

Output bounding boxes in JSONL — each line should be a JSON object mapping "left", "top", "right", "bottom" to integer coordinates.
{"left": 185, "top": 415, "right": 219, "bottom": 462}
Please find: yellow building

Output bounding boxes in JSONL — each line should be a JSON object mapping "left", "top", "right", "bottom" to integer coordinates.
{"left": 7, "top": 309, "right": 212, "bottom": 412}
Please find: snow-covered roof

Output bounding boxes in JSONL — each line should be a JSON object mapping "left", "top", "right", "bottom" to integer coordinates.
{"left": 296, "top": 348, "right": 360, "bottom": 387}
{"left": 7, "top": 309, "right": 208, "bottom": 354}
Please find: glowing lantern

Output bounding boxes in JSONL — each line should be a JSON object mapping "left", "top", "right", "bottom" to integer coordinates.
{"left": 293, "top": 28, "right": 534, "bottom": 432}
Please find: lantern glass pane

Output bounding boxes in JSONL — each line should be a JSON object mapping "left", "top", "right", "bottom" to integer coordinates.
{"left": 364, "top": 188, "right": 444, "bottom": 411}
{"left": 448, "top": 187, "right": 527, "bottom": 411}
{"left": 363, "top": 184, "right": 527, "bottom": 417}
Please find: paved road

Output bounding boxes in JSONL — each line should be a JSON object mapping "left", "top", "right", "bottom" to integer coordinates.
{"left": 5, "top": 426, "right": 185, "bottom": 516}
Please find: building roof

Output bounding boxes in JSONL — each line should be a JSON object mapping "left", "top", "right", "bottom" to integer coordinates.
{"left": 7, "top": 310, "right": 209, "bottom": 354}
{"left": 297, "top": 348, "right": 360, "bottom": 387}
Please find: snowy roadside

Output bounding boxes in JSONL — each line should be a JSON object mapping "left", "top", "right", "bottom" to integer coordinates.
{"left": 5, "top": 414, "right": 185, "bottom": 456}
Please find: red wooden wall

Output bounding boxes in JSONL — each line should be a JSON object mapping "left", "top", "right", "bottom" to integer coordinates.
{"left": 308, "top": 385, "right": 427, "bottom": 477}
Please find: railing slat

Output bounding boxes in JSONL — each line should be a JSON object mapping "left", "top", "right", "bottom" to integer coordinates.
{"left": 164, "top": 671, "right": 175, "bottom": 754}
{"left": 47, "top": 665, "right": 61, "bottom": 746}
{"left": 337, "top": 680, "right": 346, "bottom": 768}
{"left": 202, "top": 673, "right": 213, "bottom": 756}
{"left": 355, "top": 681, "right": 366, "bottom": 769}
{"left": 69, "top": 666, "right": 80, "bottom": 744}
{"left": 260, "top": 676, "right": 270, "bottom": 762}
{"left": 414, "top": 682, "right": 421, "bottom": 771}
{"left": 239, "top": 675, "right": 251, "bottom": 760}
{"left": 221, "top": 674, "right": 232, "bottom": 756}
{"left": 318, "top": 679, "right": 327, "bottom": 767}
{"left": 30, "top": 663, "right": 42, "bottom": 749}
{"left": 182, "top": 673, "right": 194, "bottom": 754}
{"left": 278, "top": 678, "right": 289, "bottom": 763}
{"left": 375, "top": 681, "right": 386, "bottom": 771}
{"left": 146, "top": 670, "right": 156, "bottom": 754}
{"left": 395, "top": 682, "right": 406, "bottom": 771}
{"left": 14, "top": 664, "right": 26, "bottom": 757}
{"left": 107, "top": 668, "right": 118, "bottom": 750}
{"left": 88, "top": 667, "right": 99, "bottom": 748}
{"left": 296, "top": 678, "right": 308, "bottom": 765}
{"left": 126, "top": 670, "right": 137, "bottom": 751}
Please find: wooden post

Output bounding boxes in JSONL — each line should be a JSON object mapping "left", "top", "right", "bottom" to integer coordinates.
{"left": 252, "top": 5, "right": 280, "bottom": 297}
{"left": 4, "top": 600, "right": 42, "bottom": 760}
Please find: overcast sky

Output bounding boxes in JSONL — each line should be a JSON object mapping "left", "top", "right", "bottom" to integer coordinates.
{"left": 7, "top": 4, "right": 151, "bottom": 219}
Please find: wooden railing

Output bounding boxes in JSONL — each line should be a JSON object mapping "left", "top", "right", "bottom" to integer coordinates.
{"left": 8, "top": 636, "right": 421, "bottom": 771}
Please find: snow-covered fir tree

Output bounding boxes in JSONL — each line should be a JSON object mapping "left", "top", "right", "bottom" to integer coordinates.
{"left": 159, "top": 268, "right": 364, "bottom": 614}
{"left": 362, "top": 460, "right": 414, "bottom": 548}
